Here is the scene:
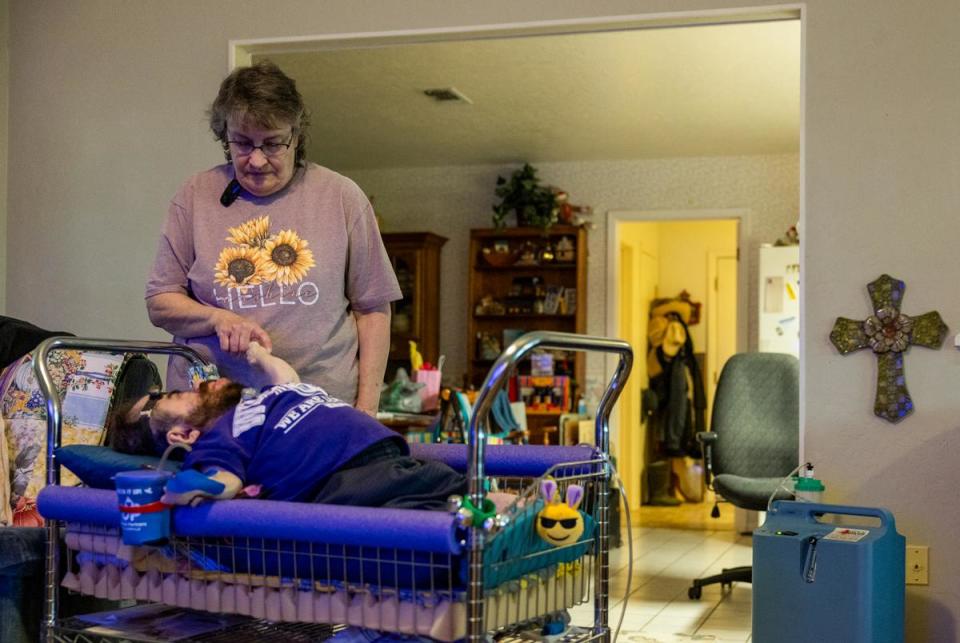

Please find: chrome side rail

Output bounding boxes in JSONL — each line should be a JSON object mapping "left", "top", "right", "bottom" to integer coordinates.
{"left": 34, "top": 337, "right": 210, "bottom": 643}
{"left": 465, "top": 331, "right": 633, "bottom": 643}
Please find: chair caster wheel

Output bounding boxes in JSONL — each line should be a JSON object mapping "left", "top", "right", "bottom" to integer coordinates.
{"left": 688, "top": 586, "right": 702, "bottom": 600}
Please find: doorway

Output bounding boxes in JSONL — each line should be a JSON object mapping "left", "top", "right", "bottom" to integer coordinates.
{"left": 609, "top": 213, "right": 743, "bottom": 527}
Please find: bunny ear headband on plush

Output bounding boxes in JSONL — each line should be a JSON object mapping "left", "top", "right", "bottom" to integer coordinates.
{"left": 565, "top": 484, "right": 584, "bottom": 510}
{"left": 540, "top": 477, "right": 585, "bottom": 509}
{"left": 540, "top": 478, "right": 559, "bottom": 503}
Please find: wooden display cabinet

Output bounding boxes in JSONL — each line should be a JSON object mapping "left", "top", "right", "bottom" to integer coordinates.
{"left": 382, "top": 232, "right": 447, "bottom": 380}
{"left": 466, "top": 226, "right": 587, "bottom": 444}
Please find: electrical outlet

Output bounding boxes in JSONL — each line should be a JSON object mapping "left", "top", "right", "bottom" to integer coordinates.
{"left": 906, "top": 545, "right": 928, "bottom": 585}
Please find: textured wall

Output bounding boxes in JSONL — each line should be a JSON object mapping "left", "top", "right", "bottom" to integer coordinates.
{"left": 0, "top": 0, "right": 8, "bottom": 314}
{"left": 350, "top": 154, "right": 798, "bottom": 393}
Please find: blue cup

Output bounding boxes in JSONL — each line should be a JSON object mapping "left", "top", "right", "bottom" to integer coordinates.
{"left": 115, "top": 470, "right": 173, "bottom": 546}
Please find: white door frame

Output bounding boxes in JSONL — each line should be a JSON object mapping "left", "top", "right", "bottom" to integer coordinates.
{"left": 228, "top": 8, "right": 802, "bottom": 69}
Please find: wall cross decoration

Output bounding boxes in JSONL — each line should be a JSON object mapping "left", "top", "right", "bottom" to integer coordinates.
{"left": 829, "top": 274, "right": 948, "bottom": 423}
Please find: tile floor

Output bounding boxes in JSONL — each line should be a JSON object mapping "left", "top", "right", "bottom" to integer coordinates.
{"left": 567, "top": 522, "right": 753, "bottom": 642}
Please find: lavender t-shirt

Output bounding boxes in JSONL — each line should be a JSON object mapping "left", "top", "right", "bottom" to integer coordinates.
{"left": 146, "top": 163, "right": 401, "bottom": 402}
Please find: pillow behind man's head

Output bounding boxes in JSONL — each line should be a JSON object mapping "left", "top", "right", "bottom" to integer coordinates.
{"left": 56, "top": 444, "right": 180, "bottom": 490}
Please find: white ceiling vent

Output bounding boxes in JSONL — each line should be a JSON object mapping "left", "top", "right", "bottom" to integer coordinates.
{"left": 422, "top": 87, "right": 473, "bottom": 104}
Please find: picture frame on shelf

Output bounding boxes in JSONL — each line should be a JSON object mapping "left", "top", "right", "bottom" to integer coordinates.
{"left": 477, "top": 332, "right": 502, "bottom": 360}
{"left": 562, "top": 287, "right": 577, "bottom": 315}
{"left": 531, "top": 351, "right": 555, "bottom": 376}
{"left": 542, "top": 285, "right": 564, "bottom": 314}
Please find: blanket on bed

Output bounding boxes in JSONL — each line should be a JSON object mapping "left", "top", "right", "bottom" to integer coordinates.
{"left": 1, "top": 350, "right": 124, "bottom": 525}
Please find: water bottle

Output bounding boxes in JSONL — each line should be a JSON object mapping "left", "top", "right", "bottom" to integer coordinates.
{"left": 794, "top": 466, "right": 825, "bottom": 503}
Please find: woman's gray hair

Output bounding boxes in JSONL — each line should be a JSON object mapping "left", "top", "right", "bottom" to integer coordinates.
{"left": 208, "top": 60, "right": 310, "bottom": 166}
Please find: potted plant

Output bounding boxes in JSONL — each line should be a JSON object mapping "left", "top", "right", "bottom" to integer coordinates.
{"left": 492, "top": 163, "right": 558, "bottom": 230}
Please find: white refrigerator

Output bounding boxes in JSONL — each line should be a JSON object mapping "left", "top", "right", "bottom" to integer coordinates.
{"left": 758, "top": 245, "right": 800, "bottom": 357}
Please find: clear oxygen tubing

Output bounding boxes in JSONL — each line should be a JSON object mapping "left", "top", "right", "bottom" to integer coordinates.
{"left": 608, "top": 457, "right": 633, "bottom": 643}
{"left": 158, "top": 442, "right": 191, "bottom": 472}
{"left": 767, "top": 461, "right": 813, "bottom": 513}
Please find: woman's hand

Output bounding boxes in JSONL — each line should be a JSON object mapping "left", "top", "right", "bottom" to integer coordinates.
{"left": 213, "top": 310, "right": 272, "bottom": 354}
{"left": 354, "top": 399, "right": 380, "bottom": 418}
{"left": 146, "top": 293, "right": 272, "bottom": 355}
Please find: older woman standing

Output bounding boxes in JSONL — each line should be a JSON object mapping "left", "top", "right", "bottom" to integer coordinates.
{"left": 146, "top": 61, "right": 400, "bottom": 415}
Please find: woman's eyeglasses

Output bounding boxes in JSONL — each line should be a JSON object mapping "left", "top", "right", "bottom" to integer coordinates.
{"left": 226, "top": 134, "right": 295, "bottom": 158}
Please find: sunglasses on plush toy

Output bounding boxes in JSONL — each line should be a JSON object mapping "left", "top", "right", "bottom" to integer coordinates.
{"left": 539, "top": 517, "right": 579, "bottom": 529}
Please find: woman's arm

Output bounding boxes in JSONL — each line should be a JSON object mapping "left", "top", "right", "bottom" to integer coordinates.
{"left": 354, "top": 304, "right": 391, "bottom": 416}
{"left": 147, "top": 292, "right": 272, "bottom": 353}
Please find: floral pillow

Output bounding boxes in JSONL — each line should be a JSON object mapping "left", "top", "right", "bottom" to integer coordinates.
{"left": 2, "top": 350, "right": 123, "bottom": 523}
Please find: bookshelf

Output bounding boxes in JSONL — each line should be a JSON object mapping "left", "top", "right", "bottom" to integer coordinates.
{"left": 466, "top": 226, "right": 587, "bottom": 443}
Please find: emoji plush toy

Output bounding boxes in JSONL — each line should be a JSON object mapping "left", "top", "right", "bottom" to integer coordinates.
{"left": 535, "top": 477, "right": 585, "bottom": 546}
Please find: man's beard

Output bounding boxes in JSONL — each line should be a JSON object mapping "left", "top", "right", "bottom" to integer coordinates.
{"left": 185, "top": 381, "right": 246, "bottom": 428}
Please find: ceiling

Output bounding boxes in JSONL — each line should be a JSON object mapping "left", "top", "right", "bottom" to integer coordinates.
{"left": 261, "top": 20, "right": 800, "bottom": 171}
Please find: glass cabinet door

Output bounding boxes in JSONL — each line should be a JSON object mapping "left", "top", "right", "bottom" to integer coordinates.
{"left": 382, "top": 232, "right": 446, "bottom": 380}
{"left": 389, "top": 249, "right": 421, "bottom": 361}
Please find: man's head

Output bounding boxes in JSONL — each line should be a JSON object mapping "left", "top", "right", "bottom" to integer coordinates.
{"left": 109, "top": 379, "right": 246, "bottom": 456}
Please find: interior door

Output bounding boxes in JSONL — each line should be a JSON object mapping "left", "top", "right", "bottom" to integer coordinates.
{"left": 706, "top": 253, "right": 738, "bottom": 423}
{"left": 618, "top": 239, "right": 658, "bottom": 513}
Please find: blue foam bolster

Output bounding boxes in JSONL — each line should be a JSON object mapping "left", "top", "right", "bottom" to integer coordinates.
{"left": 38, "top": 486, "right": 117, "bottom": 527}
{"left": 173, "top": 499, "right": 461, "bottom": 553}
{"left": 408, "top": 443, "right": 599, "bottom": 477}
{"left": 38, "top": 486, "right": 461, "bottom": 554}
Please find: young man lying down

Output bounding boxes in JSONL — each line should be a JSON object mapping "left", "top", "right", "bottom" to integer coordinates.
{"left": 110, "top": 342, "right": 466, "bottom": 510}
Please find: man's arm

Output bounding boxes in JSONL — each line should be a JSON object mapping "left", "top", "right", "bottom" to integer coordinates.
{"left": 246, "top": 341, "right": 300, "bottom": 385}
{"left": 162, "top": 468, "right": 243, "bottom": 506}
{"left": 354, "top": 304, "right": 391, "bottom": 416}
{"left": 147, "top": 292, "right": 272, "bottom": 353}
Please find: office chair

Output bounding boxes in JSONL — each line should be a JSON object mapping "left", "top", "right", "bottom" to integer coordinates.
{"left": 688, "top": 352, "right": 799, "bottom": 600}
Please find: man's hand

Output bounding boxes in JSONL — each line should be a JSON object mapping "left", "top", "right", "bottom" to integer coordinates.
{"left": 213, "top": 310, "right": 272, "bottom": 354}
{"left": 246, "top": 341, "right": 300, "bottom": 385}
{"left": 162, "top": 468, "right": 242, "bottom": 507}
{"left": 245, "top": 340, "right": 272, "bottom": 367}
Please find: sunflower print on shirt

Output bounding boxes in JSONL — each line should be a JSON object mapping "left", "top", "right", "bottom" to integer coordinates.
{"left": 214, "top": 215, "right": 316, "bottom": 288}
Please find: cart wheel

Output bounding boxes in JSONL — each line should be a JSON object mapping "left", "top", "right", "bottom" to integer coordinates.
{"left": 688, "top": 586, "right": 702, "bottom": 600}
